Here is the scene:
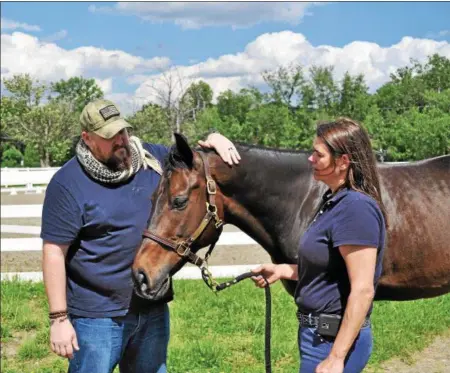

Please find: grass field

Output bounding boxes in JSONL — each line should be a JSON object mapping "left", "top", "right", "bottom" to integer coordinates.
{"left": 1, "top": 278, "right": 449, "bottom": 373}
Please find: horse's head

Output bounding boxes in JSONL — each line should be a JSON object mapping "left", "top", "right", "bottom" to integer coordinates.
{"left": 132, "top": 133, "right": 225, "bottom": 300}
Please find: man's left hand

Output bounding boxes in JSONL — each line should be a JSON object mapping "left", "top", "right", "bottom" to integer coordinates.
{"left": 315, "top": 355, "right": 344, "bottom": 373}
{"left": 198, "top": 133, "right": 241, "bottom": 166}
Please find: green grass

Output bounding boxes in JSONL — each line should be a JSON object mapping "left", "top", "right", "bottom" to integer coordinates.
{"left": 1, "top": 278, "right": 449, "bottom": 373}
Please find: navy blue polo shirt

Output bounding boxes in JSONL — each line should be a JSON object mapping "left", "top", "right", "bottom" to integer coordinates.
{"left": 41, "top": 143, "right": 170, "bottom": 318}
{"left": 295, "top": 188, "right": 386, "bottom": 316}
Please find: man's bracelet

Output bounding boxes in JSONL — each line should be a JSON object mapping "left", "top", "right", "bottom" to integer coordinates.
{"left": 49, "top": 310, "right": 68, "bottom": 319}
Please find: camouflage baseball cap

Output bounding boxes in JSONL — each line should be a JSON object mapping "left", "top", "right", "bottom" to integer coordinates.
{"left": 80, "top": 99, "right": 132, "bottom": 139}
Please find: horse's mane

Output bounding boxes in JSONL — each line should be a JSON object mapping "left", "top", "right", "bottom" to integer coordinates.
{"left": 163, "top": 142, "right": 311, "bottom": 174}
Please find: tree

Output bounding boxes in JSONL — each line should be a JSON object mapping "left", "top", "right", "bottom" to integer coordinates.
{"left": 2, "top": 74, "right": 78, "bottom": 166}
{"left": 262, "top": 63, "right": 305, "bottom": 110}
{"left": 418, "top": 54, "right": 450, "bottom": 93}
{"left": 337, "top": 72, "right": 372, "bottom": 121}
{"left": 23, "top": 144, "right": 41, "bottom": 167}
{"left": 51, "top": 76, "right": 104, "bottom": 113}
{"left": 374, "top": 55, "right": 450, "bottom": 117}
{"left": 244, "top": 104, "right": 298, "bottom": 147}
{"left": 1, "top": 145, "right": 23, "bottom": 167}
{"left": 180, "top": 81, "right": 213, "bottom": 122}
{"left": 142, "top": 67, "right": 211, "bottom": 137}
{"left": 308, "top": 65, "right": 339, "bottom": 115}
{"left": 216, "top": 88, "right": 263, "bottom": 124}
{"left": 127, "top": 103, "right": 172, "bottom": 145}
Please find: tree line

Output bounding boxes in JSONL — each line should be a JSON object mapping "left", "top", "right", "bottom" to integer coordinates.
{"left": 1, "top": 54, "right": 449, "bottom": 167}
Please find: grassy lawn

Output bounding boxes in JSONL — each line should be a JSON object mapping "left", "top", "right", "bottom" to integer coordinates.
{"left": 1, "top": 278, "right": 449, "bottom": 373}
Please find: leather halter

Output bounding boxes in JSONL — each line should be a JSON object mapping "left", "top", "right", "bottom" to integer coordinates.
{"left": 142, "top": 152, "right": 224, "bottom": 286}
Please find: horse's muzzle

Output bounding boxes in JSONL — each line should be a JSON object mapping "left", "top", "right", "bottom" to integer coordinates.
{"left": 132, "top": 269, "right": 169, "bottom": 300}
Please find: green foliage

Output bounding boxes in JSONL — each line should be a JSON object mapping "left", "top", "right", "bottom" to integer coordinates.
{"left": 262, "top": 63, "right": 305, "bottom": 109}
{"left": 180, "top": 80, "right": 214, "bottom": 123}
{"left": 1, "top": 54, "right": 449, "bottom": 166}
{"left": 217, "top": 88, "right": 263, "bottom": 125}
{"left": 51, "top": 76, "right": 104, "bottom": 113}
{"left": 1, "top": 146, "right": 23, "bottom": 167}
{"left": 23, "top": 144, "right": 41, "bottom": 167}
{"left": 309, "top": 65, "right": 339, "bottom": 114}
{"left": 2, "top": 75, "right": 78, "bottom": 166}
{"left": 127, "top": 103, "right": 172, "bottom": 146}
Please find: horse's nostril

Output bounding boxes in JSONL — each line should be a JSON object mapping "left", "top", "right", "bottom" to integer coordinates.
{"left": 136, "top": 269, "right": 151, "bottom": 290}
{"left": 138, "top": 272, "right": 144, "bottom": 283}
{"left": 133, "top": 269, "right": 149, "bottom": 287}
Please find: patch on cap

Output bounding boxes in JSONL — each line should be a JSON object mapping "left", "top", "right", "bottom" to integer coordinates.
{"left": 99, "top": 105, "right": 120, "bottom": 121}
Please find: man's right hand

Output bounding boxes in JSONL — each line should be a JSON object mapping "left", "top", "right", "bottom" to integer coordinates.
{"left": 50, "top": 318, "right": 79, "bottom": 359}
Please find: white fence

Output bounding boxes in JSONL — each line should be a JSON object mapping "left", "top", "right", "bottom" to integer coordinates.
{"left": 1, "top": 167, "right": 58, "bottom": 194}
{"left": 1, "top": 231, "right": 257, "bottom": 252}
{"left": 1, "top": 204, "right": 258, "bottom": 252}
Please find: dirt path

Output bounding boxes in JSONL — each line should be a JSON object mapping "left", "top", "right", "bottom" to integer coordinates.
{"left": 366, "top": 331, "right": 450, "bottom": 373}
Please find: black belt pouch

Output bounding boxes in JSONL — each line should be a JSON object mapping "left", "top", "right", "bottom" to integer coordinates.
{"left": 317, "top": 314, "right": 342, "bottom": 337}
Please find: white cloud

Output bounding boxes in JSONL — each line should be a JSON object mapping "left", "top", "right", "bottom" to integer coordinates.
{"left": 42, "top": 29, "right": 68, "bottom": 43}
{"left": 1, "top": 31, "right": 171, "bottom": 84}
{"left": 2, "top": 29, "right": 450, "bottom": 116}
{"left": 1, "top": 17, "right": 41, "bottom": 32}
{"left": 132, "top": 31, "right": 450, "bottom": 108}
{"left": 105, "top": 92, "right": 149, "bottom": 116}
{"left": 94, "top": 78, "right": 113, "bottom": 95}
{"left": 89, "top": 2, "right": 321, "bottom": 29}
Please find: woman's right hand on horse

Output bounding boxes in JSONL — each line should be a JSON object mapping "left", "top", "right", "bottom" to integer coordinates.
{"left": 50, "top": 318, "right": 79, "bottom": 359}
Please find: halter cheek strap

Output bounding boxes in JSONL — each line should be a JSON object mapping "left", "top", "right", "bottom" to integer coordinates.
{"left": 142, "top": 152, "right": 224, "bottom": 289}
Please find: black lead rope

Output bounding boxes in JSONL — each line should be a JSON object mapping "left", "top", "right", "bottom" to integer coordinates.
{"left": 214, "top": 272, "right": 272, "bottom": 373}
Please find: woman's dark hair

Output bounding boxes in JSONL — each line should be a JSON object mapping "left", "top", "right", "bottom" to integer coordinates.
{"left": 317, "top": 117, "right": 388, "bottom": 226}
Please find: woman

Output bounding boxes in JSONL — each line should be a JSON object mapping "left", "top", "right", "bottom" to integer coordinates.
{"left": 252, "top": 118, "right": 387, "bottom": 373}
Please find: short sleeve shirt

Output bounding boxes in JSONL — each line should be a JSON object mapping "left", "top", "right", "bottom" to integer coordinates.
{"left": 294, "top": 188, "right": 386, "bottom": 316}
{"left": 41, "top": 143, "right": 170, "bottom": 317}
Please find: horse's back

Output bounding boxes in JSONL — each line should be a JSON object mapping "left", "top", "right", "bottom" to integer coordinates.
{"left": 376, "top": 155, "right": 450, "bottom": 300}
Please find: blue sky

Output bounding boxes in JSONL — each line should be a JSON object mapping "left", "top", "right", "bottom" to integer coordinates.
{"left": 2, "top": 1, "right": 450, "bottom": 114}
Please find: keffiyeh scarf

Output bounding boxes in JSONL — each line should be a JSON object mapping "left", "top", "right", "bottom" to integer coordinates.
{"left": 76, "top": 136, "right": 162, "bottom": 184}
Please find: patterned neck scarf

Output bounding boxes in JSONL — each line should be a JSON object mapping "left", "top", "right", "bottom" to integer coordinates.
{"left": 76, "top": 136, "right": 162, "bottom": 184}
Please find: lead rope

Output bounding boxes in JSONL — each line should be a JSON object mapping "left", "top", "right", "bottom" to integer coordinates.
{"left": 214, "top": 272, "right": 272, "bottom": 373}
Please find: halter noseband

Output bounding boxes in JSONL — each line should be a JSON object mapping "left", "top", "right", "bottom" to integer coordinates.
{"left": 142, "top": 151, "right": 224, "bottom": 290}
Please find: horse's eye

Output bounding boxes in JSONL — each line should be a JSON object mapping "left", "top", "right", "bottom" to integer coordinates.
{"left": 172, "top": 196, "right": 188, "bottom": 210}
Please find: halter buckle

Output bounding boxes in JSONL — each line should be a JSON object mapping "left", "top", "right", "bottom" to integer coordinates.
{"left": 206, "top": 179, "right": 217, "bottom": 195}
{"left": 176, "top": 243, "right": 191, "bottom": 257}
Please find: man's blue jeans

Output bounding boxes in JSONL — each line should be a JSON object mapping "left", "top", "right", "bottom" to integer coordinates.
{"left": 298, "top": 325, "right": 372, "bottom": 373}
{"left": 68, "top": 303, "right": 170, "bottom": 373}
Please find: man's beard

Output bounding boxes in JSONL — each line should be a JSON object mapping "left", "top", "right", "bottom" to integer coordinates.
{"left": 105, "top": 145, "right": 132, "bottom": 171}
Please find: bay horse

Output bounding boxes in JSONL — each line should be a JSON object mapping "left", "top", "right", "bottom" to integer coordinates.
{"left": 132, "top": 134, "right": 450, "bottom": 302}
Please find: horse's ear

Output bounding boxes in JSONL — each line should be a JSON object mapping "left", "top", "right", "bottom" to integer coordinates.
{"left": 174, "top": 132, "right": 193, "bottom": 168}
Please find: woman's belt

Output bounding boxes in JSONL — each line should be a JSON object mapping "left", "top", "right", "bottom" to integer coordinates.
{"left": 297, "top": 311, "right": 371, "bottom": 328}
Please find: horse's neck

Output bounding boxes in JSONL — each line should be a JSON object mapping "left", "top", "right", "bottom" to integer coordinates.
{"left": 212, "top": 147, "right": 322, "bottom": 263}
